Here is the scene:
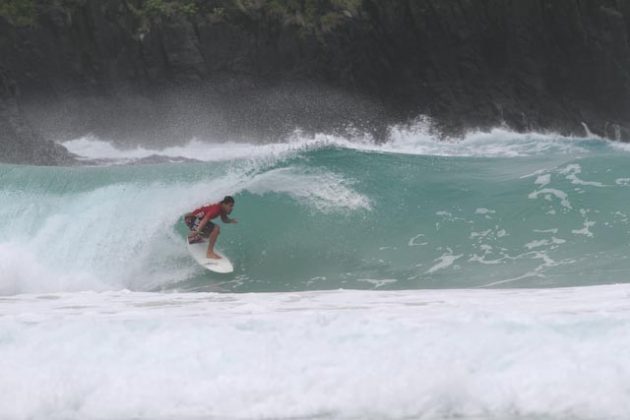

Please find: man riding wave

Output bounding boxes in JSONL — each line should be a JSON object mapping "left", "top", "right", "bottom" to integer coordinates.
{"left": 184, "top": 196, "right": 237, "bottom": 259}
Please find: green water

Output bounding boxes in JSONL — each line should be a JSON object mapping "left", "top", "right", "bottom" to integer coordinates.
{"left": 2, "top": 136, "right": 630, "bottom": 294}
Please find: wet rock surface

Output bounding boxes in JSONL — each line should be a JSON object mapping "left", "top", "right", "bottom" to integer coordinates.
{"left": 0, "top": 66, "right": 75, "bottom": 165}
{"left": 2, "top": 0, "right": 630, "bottom": 164}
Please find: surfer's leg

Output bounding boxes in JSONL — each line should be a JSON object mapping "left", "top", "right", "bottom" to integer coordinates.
{"left": 185, "top": 215, "right": 203, "bottom": 243}
{"left": 206, "top": 225, "right": 221, "bottom": 259}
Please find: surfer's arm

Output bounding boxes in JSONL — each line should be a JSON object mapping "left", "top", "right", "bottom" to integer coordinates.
{"left": 221, "top": 214, "right": 237, "bottom": 224}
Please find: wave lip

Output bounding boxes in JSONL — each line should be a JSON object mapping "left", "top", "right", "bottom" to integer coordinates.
{"left": 61, "top": 136, "right": 305, "bottom": 163}
{"left": 0, "top": 157, "right": 371, "bottom": 295}
{"left": 8, "top": 126, "right": 630, "bottom": 293}
{"left": 246, "top": 167, "right": 371, "bottom": 212}
{"left": 61, "top": 124, "right": 618, "bottom": 164}
{"left": 1, "top": 285, "right": 630, "bottom": 419}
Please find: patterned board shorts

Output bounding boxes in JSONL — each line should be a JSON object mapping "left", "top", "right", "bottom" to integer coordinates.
{"left": 184, "top": 215, "right": 216, "bottom": 238}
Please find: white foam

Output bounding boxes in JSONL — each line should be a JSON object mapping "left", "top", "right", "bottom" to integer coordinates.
{"left": 524, "top": 237, "right": 566, "bottom": 250}
{"left": 61, "top": 124, "right": 625, "bottom": 164}
{"left": 408, "top": 233, "right": 428, "bottom": 247}
{"left": 528, "top": 188, "right": 572, "bottom": 209}
{"left": 245, "top": 167, "right": 370, "bottom": 212}
{"left": 62, "top": 136, "right": 308, "bottom": 163}
{"left": 520, "top": 168, "right": 548, "bottom": 179}
{"left": 560, "top": 164, "right": 606, "bottom": 187}
{"left": 470, "top": 229, "right": 492, "bottom": 239}
{"left": 0, "top": 163, "right": 369, "bottom": 295}
{"left": 2, "top": 286, "right": 630, "bottom": 419}
{"left": 533, "top": 228, "right": 559, "bottom": 234}
{"left": 534, "top": 174, "right": 551, "bottom": 187}
{"left": 426, "top": 251, "right": 463, "bottom": 274}
{"left": 357, "top": 278, "right": 397, "bottom": 288}
{"left": 572, "top": 219, "right": 596, "bottom": 237}
{"left": 475, "top": 208, "right": 495, "bottom": 215}
{"left": 0, "top": 180, "right": 205, "bottom": 295}
{"left": 468, "top": 252, "right": 504, "bottom": 265}
{"left": 386, "top": 123, "right": 600, "bottom": 157}
{"left": 0, "top": 243, "right": 106, "bottom": 295}
{"left": 478, "top": 247, "right": 576, "bottom": 288}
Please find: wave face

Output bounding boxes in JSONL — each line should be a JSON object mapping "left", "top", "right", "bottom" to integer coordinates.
{"left": 2, "top": 129, "right": 630, "bottom": 294}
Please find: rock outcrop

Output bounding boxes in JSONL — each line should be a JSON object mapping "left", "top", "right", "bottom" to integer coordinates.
{"left": 0, "top": 66, "right": 74, "bottom": 164}
{"left": 2, "top": 0, "right": 630, "bottom": 163}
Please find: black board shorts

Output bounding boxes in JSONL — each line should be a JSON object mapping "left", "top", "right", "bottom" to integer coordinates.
{"left": 184, "top": 215, "right": 216, "bottom": 238}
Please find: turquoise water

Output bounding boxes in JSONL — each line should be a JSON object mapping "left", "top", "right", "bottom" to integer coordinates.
{"left": 2, "top": 131, "right": 630, "bottom": 294}
{"left": 4, "top": 130, "right": 630, "bottom": 420}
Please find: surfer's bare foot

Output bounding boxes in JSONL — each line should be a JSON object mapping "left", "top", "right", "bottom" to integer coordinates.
{"left": 207, "top": 252, "right": 221, "bottom": 259}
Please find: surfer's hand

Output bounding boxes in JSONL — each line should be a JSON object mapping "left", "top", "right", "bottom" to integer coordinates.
{"left": 231, "top": 219, "right": 238, "bottom": 224}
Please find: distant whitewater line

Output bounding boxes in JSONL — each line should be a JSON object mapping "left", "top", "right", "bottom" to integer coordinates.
{"left": 61, "top": 123, "right": 626, "bottom": 164}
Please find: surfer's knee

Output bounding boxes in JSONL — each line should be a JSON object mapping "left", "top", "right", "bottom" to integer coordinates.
{"left": 214, "top": 225, "right": 220, "bottom": 234}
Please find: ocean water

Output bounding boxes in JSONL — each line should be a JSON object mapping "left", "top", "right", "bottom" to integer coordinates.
{"left": 2, "top": 125, "right": 630, "bottom": 419}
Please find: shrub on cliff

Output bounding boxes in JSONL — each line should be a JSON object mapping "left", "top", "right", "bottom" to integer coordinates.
{"left": 0, "top": 0, "right": 37, "bottom": 26}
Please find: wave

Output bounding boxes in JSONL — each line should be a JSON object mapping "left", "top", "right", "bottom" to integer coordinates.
{"left": 0, "top": 154, "right": 371, "bottom": 294}
{"left": 3, "top": 128, "right": 630, "bottom": 295}
{"left": 61, "top": 122, "right": 626, "bottom": 165}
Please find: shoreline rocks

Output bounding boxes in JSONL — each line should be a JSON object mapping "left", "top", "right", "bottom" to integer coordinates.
{"left": 2, "top": 0, "right": 630, "bottom": 164}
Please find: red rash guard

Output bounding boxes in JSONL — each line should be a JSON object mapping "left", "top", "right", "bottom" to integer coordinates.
{"left": 191, "top": 203, "right": 222, "bottom": 220}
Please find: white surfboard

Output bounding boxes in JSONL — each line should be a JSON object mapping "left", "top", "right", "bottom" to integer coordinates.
{"left": 187, "top": 238, "right": 234, "bottom": 274}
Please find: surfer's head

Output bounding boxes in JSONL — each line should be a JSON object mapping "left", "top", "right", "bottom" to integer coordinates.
{"left": 221, "top": 196, "right": 235, "bottom": 213}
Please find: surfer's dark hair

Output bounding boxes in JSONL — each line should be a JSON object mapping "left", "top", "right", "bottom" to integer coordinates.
{"left": 222, "top": 196, "right": 235, "bottom": 204}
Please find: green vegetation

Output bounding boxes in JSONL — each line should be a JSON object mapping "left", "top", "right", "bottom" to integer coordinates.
{"left": 1, "top": 0, "right": 362, "bottom": 39}
{"left": 0, "top": 0, "right": 88, "bottom": 27}
{"left": 242, "top": 0, "right": 361, "bottom": 32}
{"left": 122, "top": 0, "right": 362, "bottom": 40}
{"left": 129, "top": 0, "right": 360, "bottom": 27}
{"left": 126, "top": 0, "right": 202, "bottom": 34}
{"left": 0, "top": 0, "right": 37, "bottom": 26}
{"left": 134, "top": 0, "right": 199, "bottom": 18}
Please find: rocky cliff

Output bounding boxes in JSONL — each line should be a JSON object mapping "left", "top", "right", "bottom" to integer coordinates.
{"left": 0, "top": 66, "right": 74, "bottom": 164}
{"left": 2, "top": 0, "right": 630, "bottom": 164}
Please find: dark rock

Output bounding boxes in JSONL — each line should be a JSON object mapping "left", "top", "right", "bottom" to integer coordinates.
{"left": 0, "top": 66, "right": 75, "bottom": 165}
{"left": 2, "top": 0, "right": 630, "bottom": 161}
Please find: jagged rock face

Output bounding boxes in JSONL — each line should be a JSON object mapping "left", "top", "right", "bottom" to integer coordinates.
{"left": 324, "top": 0, "right": 630, "bottom": 137}
{"left": 0, "top": 66, "right": 74, "bottom": 165}
{"left": 1, "top": 0, "right": 630, "bottom": 162}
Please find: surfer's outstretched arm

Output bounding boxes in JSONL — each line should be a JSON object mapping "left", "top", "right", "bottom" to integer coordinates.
{"left": 220, "top": 214, "right": 238, "bottom": 224}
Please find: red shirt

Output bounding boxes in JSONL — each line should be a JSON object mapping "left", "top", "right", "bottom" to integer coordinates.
{"left": 191, "top": 203, "right": 222, "bottom": 220}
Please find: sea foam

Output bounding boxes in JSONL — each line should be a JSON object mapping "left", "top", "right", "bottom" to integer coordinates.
{"left": 1, "top": 285, "right": 630, "bottom": 419}
{"left": 61, "top": 123, "right": 618, "bottom": 164}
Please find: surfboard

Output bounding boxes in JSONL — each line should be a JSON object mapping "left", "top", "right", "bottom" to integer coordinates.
{"left": 187, "top": 238, "right": 234, "bottom": 274}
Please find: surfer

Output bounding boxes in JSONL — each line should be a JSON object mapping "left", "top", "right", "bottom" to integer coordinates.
{"left": 184, "top": 196, "right": 237, "bottom": 259}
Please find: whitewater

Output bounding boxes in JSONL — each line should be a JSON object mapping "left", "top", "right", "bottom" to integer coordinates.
{"left": 2, "top": 125, "right": 630, "bottom": 419}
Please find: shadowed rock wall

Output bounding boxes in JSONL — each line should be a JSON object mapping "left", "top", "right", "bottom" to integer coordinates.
{"left": 0, "top": 66, "right": 74, "bottom": 164}
{"left": 2, "top": 0, "right": 630, "bottom": 163}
